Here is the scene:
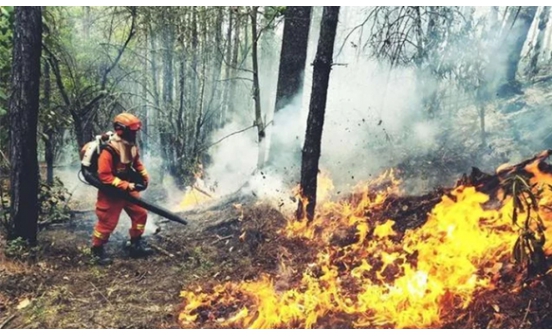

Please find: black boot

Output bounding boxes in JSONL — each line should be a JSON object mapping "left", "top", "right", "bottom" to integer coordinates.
{"left": 127, "top": 236, "right": 153, "bottom": 258}
{"left": 91, "top": 245, "right": 112, "bottom": 265}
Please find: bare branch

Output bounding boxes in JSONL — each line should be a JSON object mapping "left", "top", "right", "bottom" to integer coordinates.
{"left": 100, "top": 7, "right": 137, "bottom": 90}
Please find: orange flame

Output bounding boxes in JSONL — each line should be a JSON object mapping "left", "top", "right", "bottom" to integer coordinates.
{"left": 178, "top": 163, "right": 552, "bottom": 328}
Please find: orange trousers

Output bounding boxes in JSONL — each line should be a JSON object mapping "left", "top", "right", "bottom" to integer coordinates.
{"left": 92, "top": 189, "right": 147, "bottom": 246}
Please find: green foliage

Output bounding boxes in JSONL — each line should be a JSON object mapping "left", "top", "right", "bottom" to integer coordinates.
{"left": 4, "top": 236, "right": 31, "bottom": 258}
{"left": 38, "top": 176, "right": 72, "bottom": 224}
{"left": 501, "top": 173, "right": 548, "bottom": 277}
{"left": 0, "top": 6, "right": 13, "bottom": 155}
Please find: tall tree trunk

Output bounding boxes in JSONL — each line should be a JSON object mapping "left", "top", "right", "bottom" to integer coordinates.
{"left": 192, "top": 10, "right": 208, "bottom": 163}
{"left": 478, "top": 104, "right": 486, "bottom": 147}
{"left": 161, "top": 12, "right": 175, "bottom": 178}
{"left": 221, "top": 7, "right": 233, "bottom": 128}
{"left": 177, "top": 40, "right": 186, "bottom": 158}
{"left": 188, "top": 6, "right": 199, "bottom": 161}
{"left": 503, "top": 6, "right": 538, "bottom": 91}
{"left": 268, "top": 6, "right": 312, "bottom": 168}
{"left": 8, "top": 6, "right": 42, "bottom": 244}
{"left": 149, "top": 22, "right": 163, "bottom": 182}
{"left": 208, "top": 6, "right": 224, "bottom": 130}
{"left": 251, "top": 6, "right": 265, "bottom": 169}
{"left": 273, "top": 6, "right": 312, "bottom": 112}
{"left": 228, "top": 8, "right": 241, "bottom": 114}
{"left": 529, "top": 6, "right": 550, "bottom": 77}
{"left": 296, "top": 6, "right": 339, "bottom": 223}
{"left": 43, "top": 59, "right": 54, "bottom": 185}
{"left": 141, "top": 26, "right": 149, "bottom": 156}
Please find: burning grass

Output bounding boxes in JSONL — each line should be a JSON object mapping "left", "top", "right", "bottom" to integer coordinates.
{"left": 178, "top": 151, "right": 552, "bottom": 328}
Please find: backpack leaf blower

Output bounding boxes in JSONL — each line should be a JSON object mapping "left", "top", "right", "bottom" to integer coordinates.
{"left": 79, "top": 133, "right": 188, "bottom": 226}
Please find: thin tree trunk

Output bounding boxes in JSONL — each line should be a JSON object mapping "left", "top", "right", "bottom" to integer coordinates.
{"left": 8, "top": 6, "right": 42, "bottom": 244}
{"left": 251, "top": 6, "right": 265, "bottom": 169}
{"left": 478, "top": 104, "right": 486, "bottom": 147}
{"left": 228, "top": 8, "right": 241, "bottom": 114}
{"left": 141, "top": 26, "right": 149, "bottom": 156}
{"left": 221, "top": 7, "right": 233, "bottom": 128}
{"left": 504, "top": 6, "right": 538, "bottom": 88}
{"left": 529, "top": 6, "right": 550, "bottom": 77}
{"left": 43, "top": 59, "right": 54, "bottom": 185}
{"left": 268, "top": 6, "right": 312, "bottom": 167}
{"left": 296, "top": 6, "right": 340, "bottom": 223}
{"left": 193, "top": 60, "right": 207, "bottom": 160}
{"left": 149, "top": 22, "right": 163, "bottom": 182}
{"left": 178, "top": 42, "right": 186, "bottom": 152}
{"left": 161, "top": 11, "right": 175, "bottom": 177}
{"left": 208, "top": 6, "right": 224, "bottom": 130}
{"left": 273, "top": 6, "right": 312, "bottom": 112}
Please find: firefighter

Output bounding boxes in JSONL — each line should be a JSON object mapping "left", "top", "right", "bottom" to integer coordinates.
{"left": 90, "top": 112, "right": 153, "bottom": 265}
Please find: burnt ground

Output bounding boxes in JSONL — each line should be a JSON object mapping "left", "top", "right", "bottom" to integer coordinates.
{"left": 2, "top": 167, "right": 552, "bottom": 328}
{"left": 0, "top": 189, "right": 316, "bottom": 329}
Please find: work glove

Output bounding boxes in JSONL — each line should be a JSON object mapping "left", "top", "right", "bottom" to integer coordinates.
{"left": 140, "top": 169, "right": 150, "bottom": 187}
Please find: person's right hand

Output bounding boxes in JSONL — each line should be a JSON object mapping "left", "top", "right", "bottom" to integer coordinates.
{"left": 128, "top": 183, "right": 136, "bottom": 191}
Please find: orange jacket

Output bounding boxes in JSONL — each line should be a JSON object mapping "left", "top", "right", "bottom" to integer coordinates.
{"left": 97, "top": 144, "right": 148, "bottom": 191}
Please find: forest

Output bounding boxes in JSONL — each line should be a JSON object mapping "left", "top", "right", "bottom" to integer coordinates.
{"left": 1, "top": 5, "right": 552, "bottom": 329}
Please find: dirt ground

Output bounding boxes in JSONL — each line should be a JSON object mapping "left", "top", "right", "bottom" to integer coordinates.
{"left": 0, "top": 184, "right": 296, "bottom": 329}
{"left": 2, "top": 166, "right": 552, "bottom": 329}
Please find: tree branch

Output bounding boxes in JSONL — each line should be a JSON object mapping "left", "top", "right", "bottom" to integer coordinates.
{"left": 100, "top": 7, "right": 137, "bottom": 90}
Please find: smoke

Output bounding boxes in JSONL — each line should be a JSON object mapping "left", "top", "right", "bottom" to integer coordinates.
{"left": 203, "top": 7, "right": 444, "bottom": 200}
{"left": 183, "top": 6, "right": 548, "bottom": 208}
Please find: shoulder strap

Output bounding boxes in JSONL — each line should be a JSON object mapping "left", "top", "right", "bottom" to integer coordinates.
{"left": 100, "top": 143, "right": 120, "bottom": 167}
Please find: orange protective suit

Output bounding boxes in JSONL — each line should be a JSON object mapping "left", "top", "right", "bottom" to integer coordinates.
{"left": 91, "top": 136, "right": 150, "bottom": 247}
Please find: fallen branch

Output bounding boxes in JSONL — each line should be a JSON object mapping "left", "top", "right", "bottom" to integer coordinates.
{"left": 212, "top": 234, "right": 233, "bottom": 245}
{"left": 520, "top": 299, "right": 532, "bottom": 328}
{"left": 0, "top": 149, "right": 9, "bottom": 166}
{"left": 70, "top": 209, "right": 95, "bottom": 214}
{"left": 0, "top": 314, "right": 16, "bottom": 329}
{"left": 89, "top": 282, "right": 112, "bottom": 307}
{"left": 149, "top": 243, "right": 174, "bottom": 258}
{"left": 193, "top": 185, "right": 213, "bottom": 198}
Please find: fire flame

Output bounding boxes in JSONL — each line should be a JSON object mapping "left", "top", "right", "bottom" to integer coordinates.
{"left": 178, "top": 158, "right": 552, "bottom": 328}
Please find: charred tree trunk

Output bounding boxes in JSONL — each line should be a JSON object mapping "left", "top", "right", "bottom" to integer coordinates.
{"left": 177, "top": 38, "right": 186, "bottom": 160}
{"left": 251, "top": 6, "right": 265, "bottom": 169}
{"left": 43, "top": 59, "right": 54, "bottom": 185}
{"left": 273, "top": 6, "right": 312, "bottom": 113}
{"left": 149, "top": 22, "right": 161, "bottom": 169}
{"left": 268, "top": 6, "right": 311, "bottom": 168}
{"left": 161, "top": 13, "right": 175, "bottom": 178}
{"left": 529, "top": 6, "right": 550, "bottom": 77}
{"left": 221, "top": 7, "right": 233, "bottom": 128}
{"left": 478, "top": 104, "right": 486, "bottom": 147}
{"left": 502, "top": 6, "right": 538, "bottom": 94}
{"left": 208, "top": 7, "right": 224, "bottom": 130}
{"left": 192, "top": 13, "right": 207, "bottom": 163}
{"left": 228, "top": 8, "right": 241, "bottom": 114}
{"left": 141, "top": 27, "right": 149, "bottom": 156}
{"left": 296, "top": 6, "right": 340, "bottom": 223}
{"left": 8, "top": 6, "right": 42, "bottom": 244}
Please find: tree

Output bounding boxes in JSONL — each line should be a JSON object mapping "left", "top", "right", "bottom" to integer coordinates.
{"left": 45, "top": 6, "right": 137, "bottom": 149}
{"left": 528, "top": 6, "right": 550, "bottom": 77}
{"left": 8, "top": 6, "right": 42, "bottom": 244}
{"left": 267, "top": 6, "right": 311, "bottom": 168}
{"left": 273, "top": 6, "right": 312, "bottom": 113}
{"left": 500, "top": 6, "right": 538, "bottom": 94}
{"left": 296, "top": 6, "right": 340, "bottom": 223}
{"left": 250, "top": 6, "right": 266, "bottom": 169}
{"left": 42, "top": 59, "right": 54, "bottom": 185}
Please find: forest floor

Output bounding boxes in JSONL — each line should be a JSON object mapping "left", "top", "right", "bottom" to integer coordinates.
{"left": 4, "top": 77, "right": 552, "bottom": 329}
{"left": 0, "top": 185, "right": 294, "bottom": 328}
{"left": 1, "top": 163, "right": 552, "bottom": 329}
